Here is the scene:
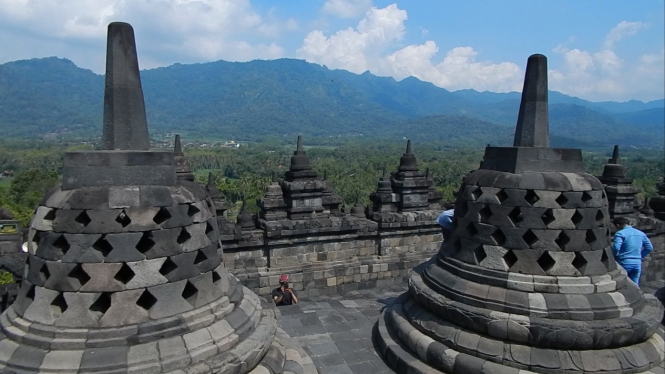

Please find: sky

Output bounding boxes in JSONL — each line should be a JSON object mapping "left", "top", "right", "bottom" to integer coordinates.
{"left": 0, "top": 0, "right": 663, "bottom": 102}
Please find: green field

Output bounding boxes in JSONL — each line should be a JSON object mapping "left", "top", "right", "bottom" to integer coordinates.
{"left": 0, "top": 178, "right": 12, "bottom": 187}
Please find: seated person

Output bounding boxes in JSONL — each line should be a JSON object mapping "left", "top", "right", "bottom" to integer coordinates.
{"left": 271, "top": 274, "right": 298, "bottom": 306}
{"left": 436, "top": 207, "right": 455, "bottom": 241}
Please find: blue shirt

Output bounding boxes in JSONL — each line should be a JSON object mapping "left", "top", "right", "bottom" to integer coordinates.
{"left": 612, "top": 226, "right": 653, "bottom": 266}
{"left": 436, "top": 209, "right": 455, "bottom": 230}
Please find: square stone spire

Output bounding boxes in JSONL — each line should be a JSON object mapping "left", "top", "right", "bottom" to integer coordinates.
{"left": 102, "top": 22, "right": 150, "bottom": 151}
{"left": 480, "top": 54, "right": 584, "bottom": 173}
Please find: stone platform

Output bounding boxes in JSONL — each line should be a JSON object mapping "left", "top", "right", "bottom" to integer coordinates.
{"left": 275, "top": 281, "right": 665, "bottom": 374}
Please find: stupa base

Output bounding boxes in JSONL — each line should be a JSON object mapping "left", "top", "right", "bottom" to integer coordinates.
{"left": 374, "top": 266, "right": 665, "bottom": 374}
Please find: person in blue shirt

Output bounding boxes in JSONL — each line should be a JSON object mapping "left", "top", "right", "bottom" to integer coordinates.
{"left": 436, "top": 207, "right": 455, "bottom": 241}
{"left": 612, "top": 216, "right": 653, "bottom": 285}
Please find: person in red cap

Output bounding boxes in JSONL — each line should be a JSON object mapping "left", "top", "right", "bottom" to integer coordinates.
{"left": 271, "top": 274, "right": 298, "bottom": 306}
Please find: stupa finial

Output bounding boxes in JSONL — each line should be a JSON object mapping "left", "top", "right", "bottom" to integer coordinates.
{"left": 611, "top": 145, "right": 620, "bottom": 163}
{"left": 296, "top": 135, "right": 303, "bottom": 152}
{"left": 513, "top": 53, "right": 549, "bottom": 148}
{"left": 207, "top": 172, "right": 214, "bottom": 187}
{"left": 405, "top": 139, "right": 412, "bottom": 154}
{"left": 101, "top": 22, "right": 150, "bottom": 151}
{"left": 174, "top": 134, "right": 183, "bottom": 154}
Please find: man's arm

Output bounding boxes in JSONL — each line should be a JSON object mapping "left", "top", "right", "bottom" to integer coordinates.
{"left": 272, "top": 291, "right": 283, "bottom": 304}
{"left": 288, "top": 289, "right": 298, "bottom": 304}
{"left": 641, "top": 234, "right": 654, "bottom": 258}
{"left": 612, "top": 232, "right": 624, "bottom": 257}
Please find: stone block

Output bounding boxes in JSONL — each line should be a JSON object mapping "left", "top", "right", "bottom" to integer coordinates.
{"left": 104, "top": 232, "right": 145, "bottom": 262}
{"left": 109, "top": 186, "right": 140, "bottom": 208}
{"left": 79, "top": 346, "right": 129, "bottom": 372}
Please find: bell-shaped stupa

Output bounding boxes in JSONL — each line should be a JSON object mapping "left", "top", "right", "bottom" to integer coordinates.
{"left": 0, "top": 22, "right": 309, "bottom": 374}
{"left": 375, "top": 54, "right": 664, "bottom": 373}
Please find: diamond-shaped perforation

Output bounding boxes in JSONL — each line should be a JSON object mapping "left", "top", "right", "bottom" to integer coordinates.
{"left": 478, "top": 206, "right": 492, "bottom": 224}
{"left": 177, "top": 228, "right": 191, "bottom": 244}
{"left": 595, "top": 209, "right": 605, "bottom": 223}
{"left": 474, "top": 246, "right": 487, "bottom": 264}
{"left": 537, "top": 252, "right": 556, "bottom": 272}
{"left": 572, "top": 252, "right": 587, "bottom": 273}
{"left": 571, "top": 210, "right": 584, "bottom": 228}
{"left": 555, "top": 231, "right": 571, "bottom": 250}
{"left": 212, "top": 271, "right": 222, "bottom": 283}
{"left": 585, "top": 230, "right": 597, "bottom": 244}
{"left": 31, "top": 231, "right": 43, "bottom": 250}
{"left": 159, "top": 258, "right": 178, "bottom": 276}
{"left": 53, "top": 235, "right": 70, "bottom": 255}
{"left": 507, "top": 207, "right": 523, "bottom": 226}
{"left": 466, "top": 222, "right": 479, "bottom": 237}
{"left": 43, "top": 209, "right": 56, "bottom": 221}
{"left": 524, "top": 190, "right": 540, "bottom": 206}
{"left": 115, "top": 210, "right": 132, "bottom": 227}
{"left": 68, "top": 264, "right": 90, "bottom": 286}
{"left": 114, "top": 263, "right": 135, "bottom": 284}
{"left": 92, "top": 236, "right": 113, "bottom": 257}
{"left": 503, "top": 250, "right": 518, "bottom": 268}
{"left": 491, "top": 228, "right": 506, "bottom": 246}
{"left": 75, "top": 211, "right": 92, "bottom": 227}
{"left": 26, "top": 285, "right": 36, "bottom": 301}
{"left": 39, "top": 263, "right": 50, "bottom": 282}
{"left": 153, "top": 207, "right": 172, "bottom": 225}
{"left": 496, "top": 189, "right": 508, "bottom": 204}
{"left": 51, "top": 292, "right": 68, "bottom": 315}
{"left": 89, "top": 292, "right": 112, "bottom": 314}
{"left": 136, "top": 290, "right": 157, "bottom": 311}
{"left": 471, "top": 187, "right": 482, "bottom": 201}
{"left": 205, "top": 222, "right": 214, "bottom": 235}
{"left": 582, "top": 191, "right": 593, "bottom": 203}
{"left": 601, "top": 249, "right": 610, "bottom": 269}
{"left": 541, "top": 209, "right": 555, "bottom": 226}
{"left": 182, "top": 281, "right": 198, "bottom": 306}
{"left": 135, "top": 232, "right": 155, "bottom": 254}
{"left": 522, "top": 230, "right": 538, "bottom": 247}
{"left": 194, "top": 250, "right": 208, "bottom": 265}
{"left": 555, "top": 193, "right": 568, "bottom": 207}
{"left": 187, "top": 204, "right": 201, "bottom": 217}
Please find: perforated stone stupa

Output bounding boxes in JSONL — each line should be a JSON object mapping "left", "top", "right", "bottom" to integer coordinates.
{"left": 0, "top": 22, "right": 310, "bottom": 374}
{"left": 375, "top": 54, "right": 664, "bottom": 373}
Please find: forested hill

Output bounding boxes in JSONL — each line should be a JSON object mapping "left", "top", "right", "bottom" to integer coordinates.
{"left": 0, "top": 57, "right": 663, "bottom": 148}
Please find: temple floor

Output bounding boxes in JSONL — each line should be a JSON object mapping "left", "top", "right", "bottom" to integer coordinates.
{"left": 275, "top": 280, "right": 665, "bottom": 374}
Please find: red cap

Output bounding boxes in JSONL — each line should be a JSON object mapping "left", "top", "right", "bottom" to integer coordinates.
{"left": 279, "top": 274, "right": 289, "bottom": 282}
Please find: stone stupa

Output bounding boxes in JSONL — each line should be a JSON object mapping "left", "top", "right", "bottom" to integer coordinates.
{"left": 375, "top": 54, "right": 664, "bottom": 373}
{"left": 0, "top": 22, "right": 310, "bottom": 374}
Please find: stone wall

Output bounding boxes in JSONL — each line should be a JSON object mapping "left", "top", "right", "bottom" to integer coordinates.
{"left": 637, "top": 216, "right": 665, "bottom": 283}
{"left": 222, "top": 223, "right": 442, "bottom": 298}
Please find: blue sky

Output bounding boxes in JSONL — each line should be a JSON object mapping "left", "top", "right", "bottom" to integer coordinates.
{"left": 0, "top": 0, "right": 663, "bottom": 102}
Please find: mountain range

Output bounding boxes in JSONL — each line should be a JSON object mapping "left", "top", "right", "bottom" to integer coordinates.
{"left": 0, "top": 57, "right": 662, "bottom": 149}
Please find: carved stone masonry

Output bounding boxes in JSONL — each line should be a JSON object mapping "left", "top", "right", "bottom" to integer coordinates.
{"left": 598, "top": 145, "right": 641, "bottom": 218}
{"left": 374, "top": 53, "right": 664, "bottom": 374}
{"left": 0, "top": 22, "right": 311, "bottom": 374}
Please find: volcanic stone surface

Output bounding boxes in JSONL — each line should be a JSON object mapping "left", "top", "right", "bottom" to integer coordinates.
{"left": 374, "top": 54, "right": 665, "bottom": 374}
{"left": 0, "top": 22, "right": 312, "bottom": 374}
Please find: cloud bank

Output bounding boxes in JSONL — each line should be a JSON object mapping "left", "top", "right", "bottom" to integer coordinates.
{"left": 0, "top": 1, "right": 661, "bottom": 101}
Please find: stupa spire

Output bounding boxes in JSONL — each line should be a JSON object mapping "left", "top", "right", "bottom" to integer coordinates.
{"left": 174, "top": 134, "right": 183, "bottom": 154}
{"left": 513, "top": 53, "right": 549, "bottom": 147}
{"left": 102, "top": 22, "right": 150, "bottom": 150}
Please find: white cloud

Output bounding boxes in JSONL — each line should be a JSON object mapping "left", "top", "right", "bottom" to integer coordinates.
{"left": 0, "top": 0, "right": 287, "bottom": 72}
{"left": 549, "top": 21, "right": 663, "bottom": 101}
{"left": 297, "top": 4, "right": 407, "bottom": 73}
{"left": 603, "top": 21, "right": 645, "bottom": 50}
{"left": 298, "top": 4, "right": 522, "bottom": 92}
{"left": 322, "top": 0, "right": 373, "bottom": 19}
